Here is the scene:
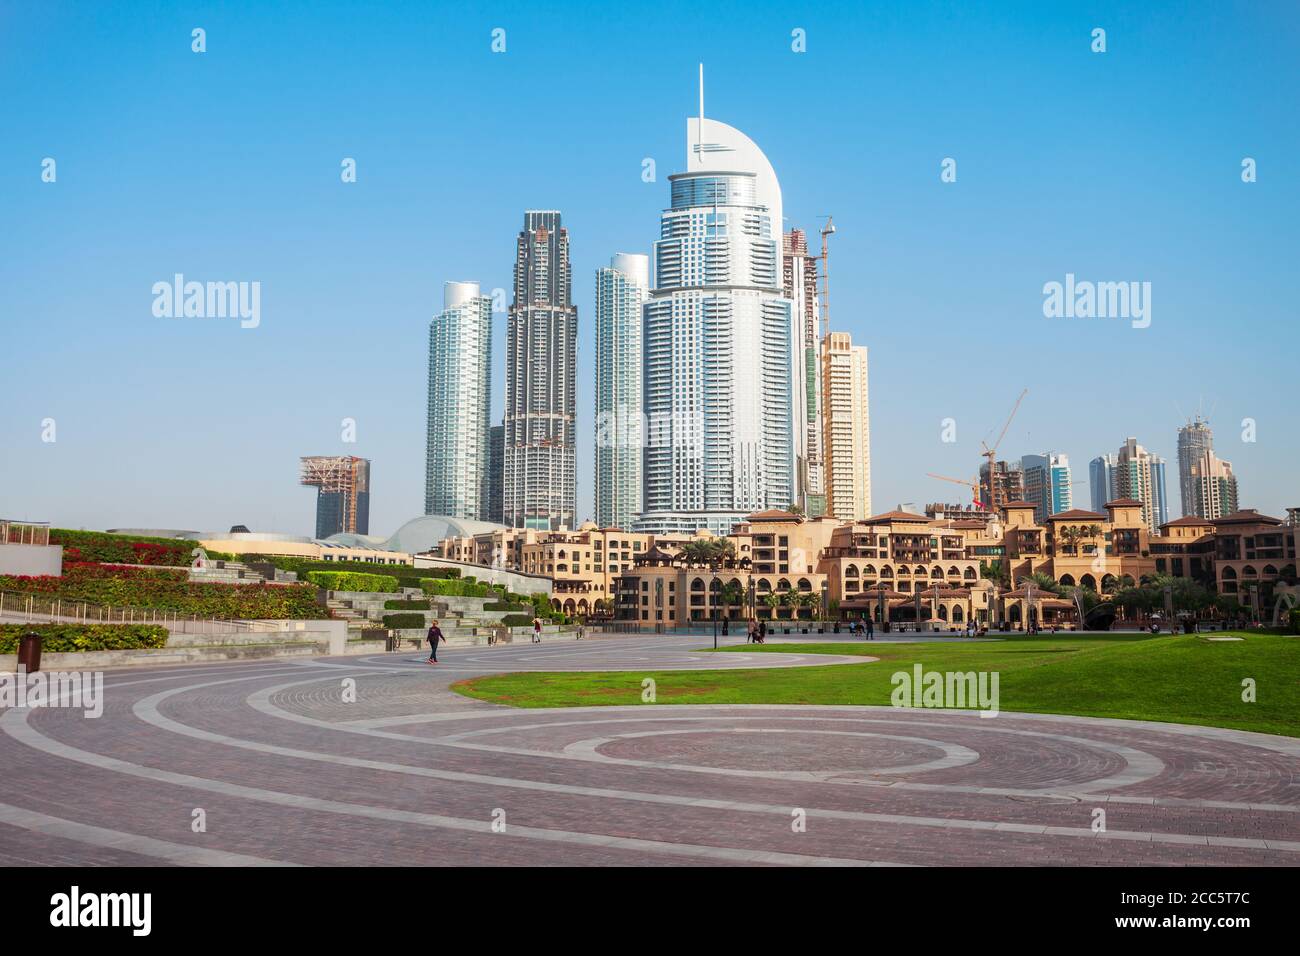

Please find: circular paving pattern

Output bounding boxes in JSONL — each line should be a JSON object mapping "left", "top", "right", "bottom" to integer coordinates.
{"left": 0, "top": 634, "right": 1296, "bottom": 866}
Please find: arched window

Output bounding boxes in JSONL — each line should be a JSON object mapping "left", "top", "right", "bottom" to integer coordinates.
{"left": 963, "top": 568, "right": 976, "bottom": 580}
{"left": 881, "top": 566, "right": 894, "bottom": 577}
{"left": 845, "top": 564, "right": 859, "bottom": 578}
{"left": 1222, "top": 567, "right": 1237, "bottom": 580}
{"left": 1263, "top": 565, "right": 1278, "bottom": 576}
{"left": 947, "top": 566, "right": 961, "bottom": 577}
{"left": 1242, "top": 565, "right": 1258, "bottom": 577}
{"left": 798, "top": 578, "right": 812, "bottom": 592}
{"left": 1059, "top": 574, "right": 1075, "bottom": 587}
{"left": 1080, "top": 574, "right": 1097, "bottom": 590}
{"left": 777, "top": 578, "right": 791, "bottom": 592}
{"left": 931, "top": 567, "right": 943, "bottom": 579}
{"left": 690, "top": 578, "right": 705, "bottom": 591}
{"left": 915, "top": 565, "right": 928, "bottom": 576}
{"left": 757, "top": 578, "right": 772, "bottom": 592}
{"left": 862, "top": 564, "right": 875, "bottom": 576}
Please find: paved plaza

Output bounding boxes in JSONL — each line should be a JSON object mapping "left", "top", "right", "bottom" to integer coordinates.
{"left": 1, "top": 634, "right": 1296, "bottom": 866}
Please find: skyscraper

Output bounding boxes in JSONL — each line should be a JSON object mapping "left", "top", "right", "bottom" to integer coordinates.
{"left": 1089, "top": 453, "right": 1118, "bottom": 512}
{"left": 425, "top": 281, "right": 492, "bottom": 519}
{"left": 1114, "top": 437, "right": 1169, "bottom": 531}
{"left": 820, "top": 331, "right": 872, "bottom": 521}
{"left": 784, "top": 229, "right": 825, "bottom": 517}
{"left": 504, "top": 211, "right": 577, "bottom": 530}
{"left": 301, "top": 456, "right": 370, "bottom": 538}
{"left": 1177, "top": 416, "right": 1232, "bottom": 518}
{"left": 636, "top": 112, "right": 795, "bottom": 536}
{"left": 1021, "top": 453, "right": 1072, "bottom": 523}
{"left": 486, "top": 424, "right": 504, "bottom": 524}
{"left": 594, "top": 253, "right": 649, "bottom": 530}
{"left": 1188, "top": 448, "right": 1239, "bottom": 520}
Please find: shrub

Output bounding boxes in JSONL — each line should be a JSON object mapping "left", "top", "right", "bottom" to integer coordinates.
{"left": 381, "top": 613, "right": 427, "bottom": 629}
{"left": 305, "top": 571, "right": 399, "bottom": 593}
{"left": 249, "top": 556, "right": 459, "bottom": 588}
{"left": 52, "top": 529, "right": 197, "bottom": 567}
{"left": 1291, "top": 608, "right": 1300, "bottom": 635}
{"left": 421, "top": 578, "right": 493, "bottom": 598}
{"left": 0, "top": 623, "right": 169, "bottom": 653}
{"left": 384, "top": 599, "right": 431, "bottom": 611}
{"left": 502, "top": 614, "right": 538, "bottom": 628}
{"left": 484, "top": 600, "right": 528, "bottom": 612}
{"left": 0, "top": 563, "right": 325, "bottom": 619}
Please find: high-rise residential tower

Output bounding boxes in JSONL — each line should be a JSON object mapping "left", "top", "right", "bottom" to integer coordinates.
{"left": 784, "top": 229, "right": 824, "bottom": 517}
{"left": 1188, "top": 448, "right": 1239, "bottom": 520}
{"left": 820, "top": 331, "right": 872, "bottom": 521}
{"left": 503, "top": 211, "right": 577, "bottom": 530}
{"left": 636, "top": 112, "right": 795, "bottom": 536}
{"left": 425, "top": 281, "right": 492, "bottom": 519}
{"left": 1114, "top": 437, "right": 1169, "bottom": 531}
{"left": 1177, "top": 416, "right": 1224, "bottom": 518}
{"left": 1021, "top": 453, "right": 1072, "bottom": 523}
{"left": 1089, "top": 453, "right": 1118, "bottom": 512}
{"left": 594, "top": 253, "right": 650, "bottom": 530}
{"left": 301, "top": 456, "right": 370, "bottom": 538}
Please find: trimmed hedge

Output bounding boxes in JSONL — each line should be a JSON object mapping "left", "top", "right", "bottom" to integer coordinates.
{"left": 384, "top": 599, "right": 431, "bottom": 611}
{"left": 485, "top": 600, "right": 528, "bottom": 613}
{"left": 501, "top": 614, "right": 539, "bottom": 628}
{"left": 421, "top": 578, "right": 493, "bottom": 598}
{"left": 249, "top": 556, "right": 459, "bottom": 589}
{"left": 305, "top": 571, "right": 399, "bottom": 593}
{"left": 51, "top": 529, "right": 197, "bottom": 567}
{"left": 0, "top": 563, "right": 326, "bottom": 619}
{"left": 381, "top": 613, "right": 427, "bottom": 629}
{"left": 0, "top": 623, "right": 169, "bottom": 653}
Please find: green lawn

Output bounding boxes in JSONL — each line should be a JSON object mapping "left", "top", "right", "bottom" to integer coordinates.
{"left": 450, "top": 633, "right": 1300, "bottom": 737}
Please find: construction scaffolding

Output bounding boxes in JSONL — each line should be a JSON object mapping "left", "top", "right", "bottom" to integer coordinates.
{"left": 300, "top": 456, "right": 370, "bottom": 537}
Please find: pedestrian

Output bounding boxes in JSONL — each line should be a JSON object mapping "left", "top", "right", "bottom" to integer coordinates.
{"left": 747, "top": 618, "right": 757, "bottom": 644}
{"left": 758, "top": 619, "right": 767, "bottom": 644}
{"left": 426, "top": 619, "right": 444, "bottom": 664}
{"left": 865, "top": 617, "right": 874, "bottom": 641}
{"left": 721, "top": 617, "right": 729, "bottom": 637}
{"left": 533, "top": 617, "right": 542, "bottom": 643}
{"left": 576, "top": 622, "right": 585, "bottom": 641}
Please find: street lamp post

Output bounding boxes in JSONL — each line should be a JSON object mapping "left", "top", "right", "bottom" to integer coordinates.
{"left": 821, "top": 580, "right": 829, "bottom": 632}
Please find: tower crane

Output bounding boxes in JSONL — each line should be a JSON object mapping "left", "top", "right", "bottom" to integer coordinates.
{"left": 980, "top": 389, "right": 1028, "bottom": 512}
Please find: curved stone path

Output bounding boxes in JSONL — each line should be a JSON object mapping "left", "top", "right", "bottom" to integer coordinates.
{"left": 1, "top": 634, "right": 1296, "bottom": 866}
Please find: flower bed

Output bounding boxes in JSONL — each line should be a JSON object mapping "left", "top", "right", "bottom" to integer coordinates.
{"left": 0, "top": 623, "right": 169, "bottom": 653}
{"left": 0, "top": 563, "right": 326, "bottom": 619}
{"left": 51, "top": 529, "right": 197, "bottom": 567}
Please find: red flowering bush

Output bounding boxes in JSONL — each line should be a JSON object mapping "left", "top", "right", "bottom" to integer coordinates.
{"left": 0, "top": 563, "right": 326, "bottom": 620}
{"left": 49, "top": 530, "right": 195, "bottom": 566}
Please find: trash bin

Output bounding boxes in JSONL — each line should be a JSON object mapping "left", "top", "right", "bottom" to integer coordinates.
{"left": 17, "top": 632, "right": 42, "bottom": 673}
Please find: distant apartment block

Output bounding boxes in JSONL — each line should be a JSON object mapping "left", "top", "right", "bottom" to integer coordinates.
{"left": 594, "top": 253, "right": 649, "bottom": 530}
{"left": 1021, "top": 453, "right": 1072, "bottom": 523}
{"left": 820, "top": 331, "right": 872, "bottom": 521}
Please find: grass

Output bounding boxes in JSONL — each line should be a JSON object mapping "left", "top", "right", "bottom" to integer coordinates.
{"left": 450, "top": 632, "right": 1300, "bottom": 737}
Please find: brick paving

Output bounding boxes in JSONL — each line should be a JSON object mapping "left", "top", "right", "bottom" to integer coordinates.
{"left": 0, "top": 634, "right": 1295, "bottom": 866}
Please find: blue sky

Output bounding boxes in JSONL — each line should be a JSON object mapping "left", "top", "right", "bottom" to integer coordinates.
{"left": 2, "top": 0, "right": 1296, "bottom": 535}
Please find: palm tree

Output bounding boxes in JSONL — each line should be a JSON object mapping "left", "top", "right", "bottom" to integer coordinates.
{"left": 762, "top": 592, "right": 781, "bottom": 620}
{"left": 1017, "top": 571, "right": 1062, "bottom": 595}
{"left": 1057, "top": 526, "right": 1077, "bottom": 555}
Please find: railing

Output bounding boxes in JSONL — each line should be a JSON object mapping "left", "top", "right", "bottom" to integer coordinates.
{"left": 0, "top": 590, "right": 276, "bottom": 634}
{"left": 1, "top": 520, "right": 51, "bottom": 546}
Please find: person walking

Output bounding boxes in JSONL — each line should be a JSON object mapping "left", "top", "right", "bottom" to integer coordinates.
{"left": 865, "top": 617, "right": 874, "bottom": 641}
{"left": 426, "top": 619, "right": 444, "bottom": 664}
{"left": 532, "top": 617, "right": 543, "bottom": 643}
{"left": 721, "top": 617, "right": 729, "bottom": 638}
{"left": 576, "top": 622, "right": 585, "bottom": 641}
{"left": 746, "top": 618, "right": 756, "bottom": 644}
{"left": 757, "top": 619, "right": 767, "bottom": 645}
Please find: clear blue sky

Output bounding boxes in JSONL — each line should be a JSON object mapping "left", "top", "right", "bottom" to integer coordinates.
{"left": 2, "top": 0, "right": 1296, "bottom": 535}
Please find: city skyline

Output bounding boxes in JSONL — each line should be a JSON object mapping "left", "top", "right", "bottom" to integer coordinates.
{"left": 4, "top": 3, "right": 1295, "bottom": 536}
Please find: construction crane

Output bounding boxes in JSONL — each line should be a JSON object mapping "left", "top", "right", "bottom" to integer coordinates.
{"left": 818, "top": 216, "right": 835, "bottom": 327}
{"left": 980, "top": 389, "right": 1028, "bottom": 512}
{"left": 926, "top": 473, "right": 982, "bottom": 508}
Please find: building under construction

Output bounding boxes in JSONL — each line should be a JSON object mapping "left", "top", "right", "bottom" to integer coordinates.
{"left": 300, "top": 456, "right": 371, "bottom": 539}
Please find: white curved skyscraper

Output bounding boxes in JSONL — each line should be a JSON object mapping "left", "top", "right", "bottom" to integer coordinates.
{"left": 425, "top": 281, "right": 492, "bottom": 519}
{"left": 635, "top": 116, "right": 795, "bottom": 535}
